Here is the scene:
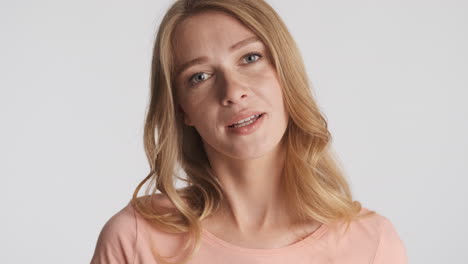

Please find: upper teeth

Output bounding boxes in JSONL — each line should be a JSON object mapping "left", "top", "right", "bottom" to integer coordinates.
{"left": 232, "top": 114, "right": 261, "bottom": 125}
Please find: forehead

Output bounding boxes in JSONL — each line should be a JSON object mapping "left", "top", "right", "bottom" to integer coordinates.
{"left": 172, "top": 11, "right": 257, "bottom": 63}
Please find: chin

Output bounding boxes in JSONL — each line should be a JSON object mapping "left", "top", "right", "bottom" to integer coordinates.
{"left": 230, "top": 141, "right": 281, "bottom": 160}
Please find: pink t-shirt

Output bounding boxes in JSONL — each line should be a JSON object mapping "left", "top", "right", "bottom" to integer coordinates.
{"left": 90, "top": 197, "right": 408, "bottom": 264}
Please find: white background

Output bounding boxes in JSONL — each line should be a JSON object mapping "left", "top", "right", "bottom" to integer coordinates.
{"left": 1, "top": 0, "right": 467, "bottom": 263}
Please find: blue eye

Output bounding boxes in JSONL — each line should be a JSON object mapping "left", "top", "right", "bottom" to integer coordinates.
{"left": 188, "top": 52, "right": 263, "bottom": 86}
{"left": 242, "top": 53, "right": 262, "bottom": 64}
{"left": 189, "top": 72, "right": 210, "bottom": 85}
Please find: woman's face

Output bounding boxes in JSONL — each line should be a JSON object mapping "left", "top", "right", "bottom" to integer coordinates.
{"left": 173, "top": 11, "right": 289, "bottom": 160}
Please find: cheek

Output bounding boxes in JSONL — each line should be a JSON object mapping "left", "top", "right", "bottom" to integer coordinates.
{"left": 178, "top": 87, "right": 207, "bottom": 115}
{"left": 177, "top": 93, "right": 198, "bottom": 125}
{"left": 252, "top": 68, "right": 284, "bottom": 104}
{"left": 181, "top": 97, "right": 218, "bottom": 127}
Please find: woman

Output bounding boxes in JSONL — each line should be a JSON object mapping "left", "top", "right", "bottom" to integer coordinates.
{"left": 91, "top": 0, "right": 408, "bottom": 263}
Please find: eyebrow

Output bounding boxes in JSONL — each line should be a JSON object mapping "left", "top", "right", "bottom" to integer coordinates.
{"left": 175, "top": 35, "right": 261, "bottom": 78}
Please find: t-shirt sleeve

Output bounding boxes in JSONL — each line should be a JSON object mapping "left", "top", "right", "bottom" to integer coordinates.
{"left": 90, "top": 202, "right": 137, "bottom": 264}
{"left": 372, "top": 217, "right": 408, "bottom": 264}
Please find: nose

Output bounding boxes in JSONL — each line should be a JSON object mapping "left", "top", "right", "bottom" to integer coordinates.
{"left": 219, "top": 69, "right": 249, "bottom": 106}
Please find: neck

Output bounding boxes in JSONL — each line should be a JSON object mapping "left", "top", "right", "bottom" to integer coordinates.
{"left": 203, "top": 140, "right": 291, "bottom": 234}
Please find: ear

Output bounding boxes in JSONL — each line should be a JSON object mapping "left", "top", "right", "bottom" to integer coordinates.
{"left": 177, "top": 104, "right": 194, "bottom": 126}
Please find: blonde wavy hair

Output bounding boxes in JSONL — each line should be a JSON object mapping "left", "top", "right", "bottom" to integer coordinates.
{"left": 131, "top": 0, "right": 376, "bottom": 263}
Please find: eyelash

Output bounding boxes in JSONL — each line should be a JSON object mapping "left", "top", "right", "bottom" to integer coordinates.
{"left": 187, "top": 52, "right": 263, "bottom": 86}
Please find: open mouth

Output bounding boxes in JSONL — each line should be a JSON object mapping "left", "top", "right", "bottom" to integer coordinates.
{"left": 227, "top": 113, "right": 265, "bottom": 128}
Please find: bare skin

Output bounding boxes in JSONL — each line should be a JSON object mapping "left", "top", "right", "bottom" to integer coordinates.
{"left": 172, "top": 10, "right": 321, "bottom": 249}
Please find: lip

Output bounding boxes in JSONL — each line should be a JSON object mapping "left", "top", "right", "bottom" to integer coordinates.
{"left": 225, "top": 110, "right": 266, "bottom": 127}
{"left": 226, "top": 113, "right": 265, "bottom": 135}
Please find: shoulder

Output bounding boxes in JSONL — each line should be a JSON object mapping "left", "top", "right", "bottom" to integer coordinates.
{"left": 90, "top": 200, "right": 137, "bottom": 264}
{"left": 90, "top": 194, "right": 188, "bottom": 263}
{"left": 323, "top": 207, "right": 408, "bottom": 264}
{"left": 91, "top": 192, "right": 176, "bottom": 235}
{"left": 367, "top": 210, "right": 408, "bottom": 264}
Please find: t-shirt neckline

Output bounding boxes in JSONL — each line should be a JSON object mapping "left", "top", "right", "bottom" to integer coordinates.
{"left": 201, "top": 222, "right": 328, "bottom": 255}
